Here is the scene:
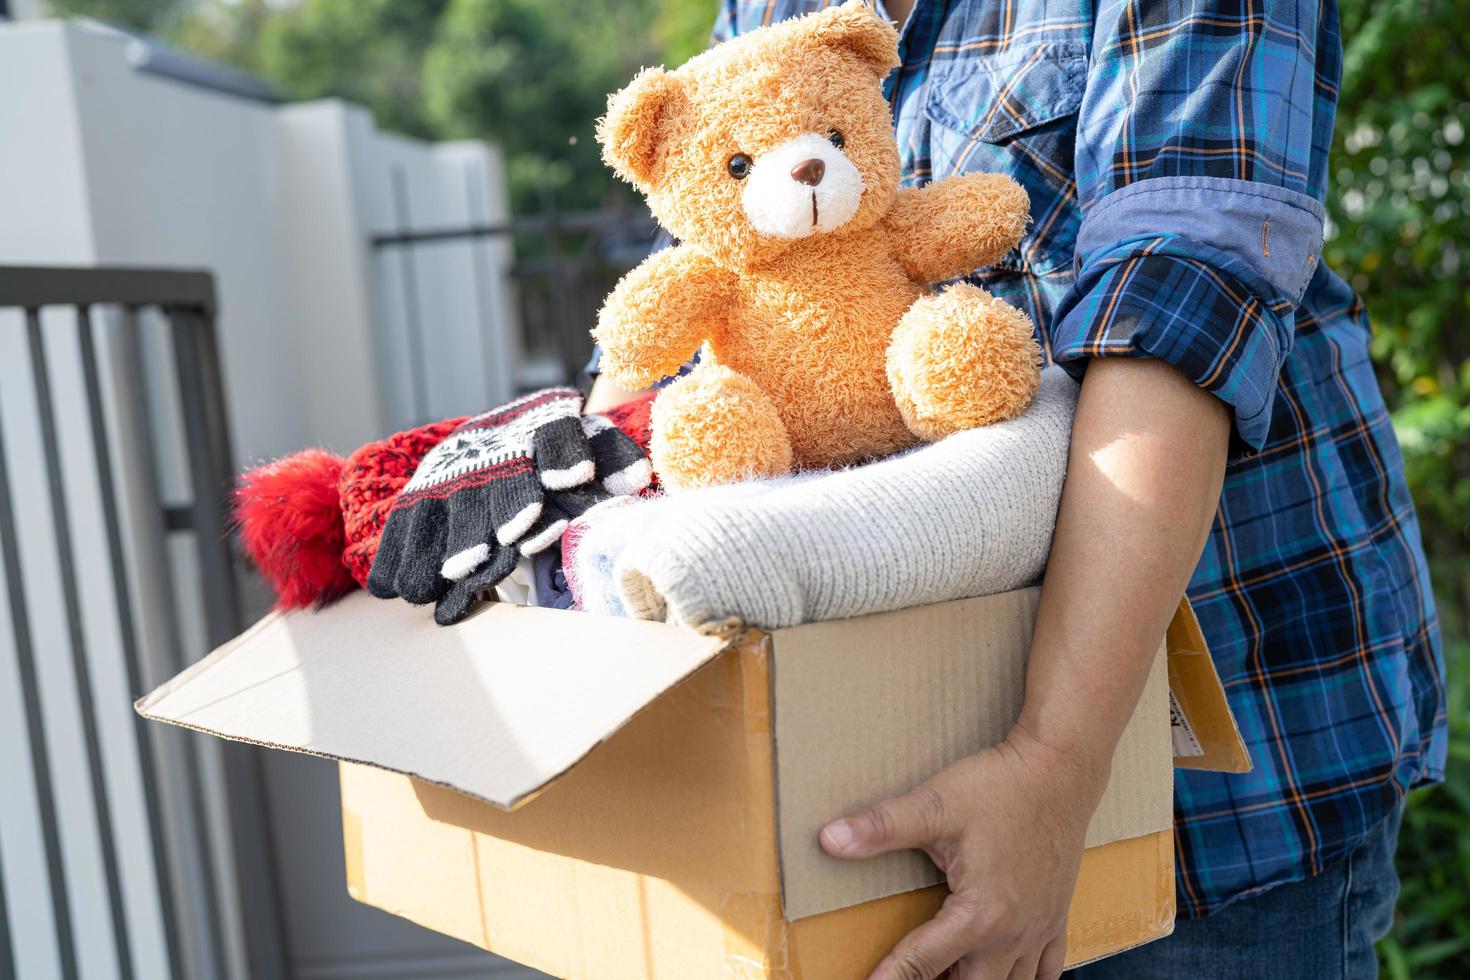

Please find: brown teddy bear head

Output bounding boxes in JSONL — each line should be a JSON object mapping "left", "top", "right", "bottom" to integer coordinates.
{"left": 598, "top": 1, "right": 902, "bottom": 269}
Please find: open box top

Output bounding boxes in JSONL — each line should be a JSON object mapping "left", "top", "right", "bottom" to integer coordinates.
{"left": 137, "top": 588, "right": 1248, "bottom": 920}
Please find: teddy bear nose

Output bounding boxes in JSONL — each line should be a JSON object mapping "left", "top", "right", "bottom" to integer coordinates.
{"left": 790, "top": 158, "right": 826, "bottom": 186}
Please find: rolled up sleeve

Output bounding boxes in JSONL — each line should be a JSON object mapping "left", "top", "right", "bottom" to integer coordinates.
{"left": 1051, "top": 0, "right": 1331, "bottom": 451}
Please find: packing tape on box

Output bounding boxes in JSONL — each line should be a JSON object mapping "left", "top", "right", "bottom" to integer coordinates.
{"left": 1063, "top": 831, "right": 1177, "bottom": 966}
{"left": 720, "top": 889, "right": 788, "bottom": 978}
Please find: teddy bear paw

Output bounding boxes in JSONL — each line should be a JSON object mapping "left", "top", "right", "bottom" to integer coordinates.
{"left": 650, "top": 363, "right": 795, "bottom": 493}
{"left": 887, "top": 283, "right": 1042, "bottom": 441}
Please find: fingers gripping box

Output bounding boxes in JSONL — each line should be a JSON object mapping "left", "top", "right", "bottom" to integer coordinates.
{"left": 138, "top": 587, "right": 1247, "bottom": 978}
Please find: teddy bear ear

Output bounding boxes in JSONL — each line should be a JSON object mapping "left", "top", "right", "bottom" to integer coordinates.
{"left": 810, "top": 0, "right": 901, "bottom": 78}
{"left": 597, "top": 67, "right": 689, "bottom": 192}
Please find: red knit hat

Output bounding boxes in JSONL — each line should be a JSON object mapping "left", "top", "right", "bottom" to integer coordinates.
{"left": 234, "top": 392, "right": 656, "bottom": 610}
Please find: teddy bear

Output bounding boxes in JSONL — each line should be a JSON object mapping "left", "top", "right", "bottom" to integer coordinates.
{"left": 593, "top": 0, "right": 1041, "bottom": 493}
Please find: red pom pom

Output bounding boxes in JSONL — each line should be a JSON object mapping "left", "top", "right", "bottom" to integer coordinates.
{"left": 234, "top": 449, "right": 355, "bottom": 609}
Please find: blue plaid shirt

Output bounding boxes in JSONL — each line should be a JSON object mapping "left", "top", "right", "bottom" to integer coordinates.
{"left": 603, "top": 0, "right": 1446, "bottom": 916}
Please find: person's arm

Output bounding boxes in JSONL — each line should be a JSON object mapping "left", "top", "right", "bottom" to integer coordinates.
{"left": 584, "top": 373, "right": 646, "bottom": 413}
{"left": 1012, "top": 360, "right": 1228, "bottom": 781}
{"left": 821, "top": 359, "right": 1227, "bottom": 979}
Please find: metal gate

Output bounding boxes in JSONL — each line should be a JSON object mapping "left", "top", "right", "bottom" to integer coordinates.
{"left": 0, "top": 267, "right": 285, "bottom": 980}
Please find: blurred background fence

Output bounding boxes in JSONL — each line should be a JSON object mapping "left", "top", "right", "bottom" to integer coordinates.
{"left": 0, "top": 0, "right": 1463, "bottom": 977}
{"left": 0, "top": 267, "right": 286, "bottom": 980}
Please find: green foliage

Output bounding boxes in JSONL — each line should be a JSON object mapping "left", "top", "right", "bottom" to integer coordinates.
{"left": 420, "top": 0, "right": 712, "bottom": 211}
{"left": 45, "top": 0, "right": 187, "bottom": 32}
{"left": 420, "top": 0, "right": 634, "bottom": 211}
{"left": 1328, "top": 0, "right": 1470, "bottom": 974}
{"left": 655, "top": 0, "right": 725, "bottom": 64}
{"left": 167, "top": 0, "right": 274, "bottom": 76}
{"left": 258, "top": 0, "right": 449, "bottom": 141}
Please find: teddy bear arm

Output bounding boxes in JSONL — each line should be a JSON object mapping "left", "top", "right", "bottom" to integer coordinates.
{"left": 592, "top": 247, "right": 735, "bottom": 389}
{"left": 883, "top": 174, "right": 1031, "bottom": 282}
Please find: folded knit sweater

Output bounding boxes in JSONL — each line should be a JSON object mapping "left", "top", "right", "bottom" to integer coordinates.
{"left": 565, "top": 368, "right": 1078, "bottom": 630}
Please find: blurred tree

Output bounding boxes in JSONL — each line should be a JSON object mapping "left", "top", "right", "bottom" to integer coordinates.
{"left": 257, "top": 0, "right": 448, "bottom": 141}
{"left": 169, "top": 0, "right": 276, "bottom": 77}
{"left": 653, "top": 0, "right": 723, "bottom": 63}
{"left": 45, "top": 0, "right": 187, "bottom": 32}
{"left": 420, "top": 0, "right": 629, "bottom": 212}
{"left": 420, "top": 0, "right": 712, "bottom": 212}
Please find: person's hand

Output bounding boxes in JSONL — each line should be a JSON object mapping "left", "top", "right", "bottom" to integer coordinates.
{"left": 819, "top": 728, "right": 1109, "bottom": 980}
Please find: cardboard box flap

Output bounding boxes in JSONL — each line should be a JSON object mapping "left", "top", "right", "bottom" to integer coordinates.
{"left": 769, "top": 588, "right": 1175, "bottom": 920}
{"left": 1166, "top": 600, "right": 1252, "bottom": 773}
{"left": 135, "top": 591, "right": 730, "bottom": 810}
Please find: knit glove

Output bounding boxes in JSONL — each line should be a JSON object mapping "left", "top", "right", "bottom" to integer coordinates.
{"left": 366, "top": 387, "right": 652, "bottom": 624}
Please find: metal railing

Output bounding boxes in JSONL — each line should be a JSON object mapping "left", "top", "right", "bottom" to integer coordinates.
{"left": 372, "top": 172, "right": 659, "bottom": 403}
{"left": 0, "top": 267, "right": 284, "bottom": 979}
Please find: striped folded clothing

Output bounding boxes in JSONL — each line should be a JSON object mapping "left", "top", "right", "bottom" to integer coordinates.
{"left": 564, "top": 367, "right": 1078, "bottom": 631}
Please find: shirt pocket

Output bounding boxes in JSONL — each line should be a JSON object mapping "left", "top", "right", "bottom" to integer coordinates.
{"left": 924, "top": 44, "right": 1087, "bottom": 276}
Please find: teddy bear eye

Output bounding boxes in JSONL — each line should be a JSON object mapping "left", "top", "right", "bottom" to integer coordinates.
{"left": 727, "top": 154, "right": 752, "bottom": 179}
{"left": 827, "top": 129, "right": 845, "bottom": 149}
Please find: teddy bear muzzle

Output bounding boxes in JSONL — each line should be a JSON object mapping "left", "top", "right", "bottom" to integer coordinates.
{"left": 741, "top": 132, "right": 865, "bottom": 239}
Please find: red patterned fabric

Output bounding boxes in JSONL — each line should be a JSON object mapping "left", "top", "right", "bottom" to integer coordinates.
{"left": 338, "top": 415, "right": 466, "bottom": 590}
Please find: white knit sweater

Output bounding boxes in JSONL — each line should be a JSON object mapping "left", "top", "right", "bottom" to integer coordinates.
{"left": 567, "top": 368, "right": 1078, "bottom": 630}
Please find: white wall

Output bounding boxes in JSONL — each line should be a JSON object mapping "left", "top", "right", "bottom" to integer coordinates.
{"left": 0, "top": 19, "right": 520, "bottom": 464}
{"left": 0, "top": 19, "right": 531, "bottom": 980}
{"left": 362, "top": 132, "right": 520, "bottom": 427}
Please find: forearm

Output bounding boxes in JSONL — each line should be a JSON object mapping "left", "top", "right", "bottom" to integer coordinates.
{"left": 583, "top": 373, "right": 647, "bottom": 414}
{"left": 1014, "top": 358, "right": 1229, "bottom": 783}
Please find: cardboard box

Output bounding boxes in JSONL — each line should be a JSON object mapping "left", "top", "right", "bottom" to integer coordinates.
{"left": 138, "top": 586, "right": 1247, "bottom": 978}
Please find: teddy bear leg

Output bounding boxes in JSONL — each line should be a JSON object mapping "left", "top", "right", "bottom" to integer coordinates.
{"left": 650, "top": 362, "right": 795, "bottom": 493}
{"left": 887, "top": 282, "right": 1042, "bottom": 441}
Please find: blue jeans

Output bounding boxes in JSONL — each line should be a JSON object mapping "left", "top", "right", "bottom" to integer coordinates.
{"left": 1068, "top": 806, "right": 1403, "bottom": 980}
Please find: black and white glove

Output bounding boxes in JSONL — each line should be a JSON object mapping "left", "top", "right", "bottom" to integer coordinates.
{"left": 366, "top": 387, "right": 651, "bottom": 624}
